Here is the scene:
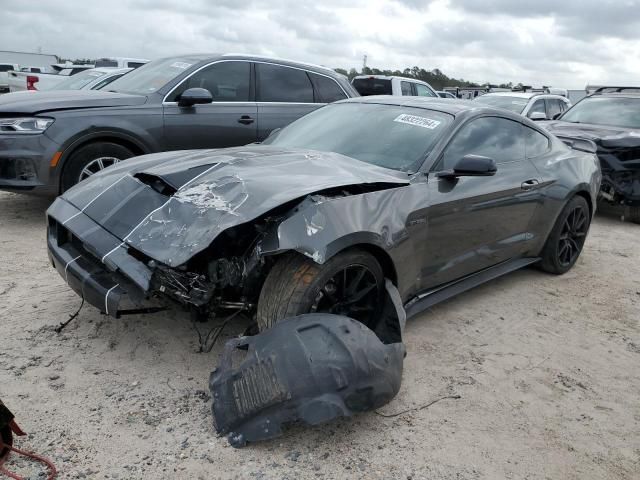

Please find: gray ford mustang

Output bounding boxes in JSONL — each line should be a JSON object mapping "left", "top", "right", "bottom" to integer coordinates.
{"left": 47, "top": 97, "right": 601, "bottom": 331}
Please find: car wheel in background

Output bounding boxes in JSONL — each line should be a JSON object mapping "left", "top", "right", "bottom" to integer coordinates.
{"left": 60, "top": 142, "right": 134, "bottom": 192}
{"left": 257, "top": 250, "right": 385, "bottom": 332}
{"left": 539, "top": 196, "right": 591, "bottom": 274}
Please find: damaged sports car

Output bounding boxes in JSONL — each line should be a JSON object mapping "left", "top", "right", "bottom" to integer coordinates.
{"left": 47, "top": 97, "right": 601, "bottom": 331}
{"left": 543, "top": 87, "right": 640, "bottom": 223}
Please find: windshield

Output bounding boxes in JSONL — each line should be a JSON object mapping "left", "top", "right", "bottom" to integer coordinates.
{"left": 264, "top": 103, "right": 453, "bottom": 172}
{"left": 106, "top": 56, "right": 201, "bottom": 95}
{"left": 560, "top": 96, "right": 640, "bottom": 129}
{"left": 474, "top": 95, "right": 529, "bottom": 113}
{"left": 47, "top": 70, "right": 106, "bottom": 90}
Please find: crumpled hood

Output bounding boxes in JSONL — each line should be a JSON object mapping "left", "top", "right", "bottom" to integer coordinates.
{"left": 0, "top": 90, "right": 146, "bottom": 114}
{"left": 61, "top": 145, "right": 409, "bottom": 267}
{"left": 543, "top": 121, "right": 640, "bottom": 149}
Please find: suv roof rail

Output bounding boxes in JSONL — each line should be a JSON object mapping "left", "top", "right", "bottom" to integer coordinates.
{"left": 593, "top": 86, "right": 640, "bottom": 94}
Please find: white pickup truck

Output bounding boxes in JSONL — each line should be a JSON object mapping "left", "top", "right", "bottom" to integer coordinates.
{"left": 7, "top": 64, "right": 96, "bottom": 92}
{"left": 0, "top": 63, "right": 19, "bottom": 93}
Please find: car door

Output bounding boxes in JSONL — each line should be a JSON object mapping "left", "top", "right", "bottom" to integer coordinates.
{"left": 527, "top": 98, "right": 546, "bottom": 119}
{"left": 162, "top": 60, "right": 258, "bottom": 150}
{"left": 400, "top": 80, "right": 413, "bottom": 96}
{"left": 545, "top": 98, "right": 563, "bottom": 120}
{"left": 415, "top": 83, "right": 437, "bottom": 97}
{"left": 421, "top": 116, "right": 542, "bottom": 289}
{"left": 255, "top": 62, "right": 322, "bottom": 141}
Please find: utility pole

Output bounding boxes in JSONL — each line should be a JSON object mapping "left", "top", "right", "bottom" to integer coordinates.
{"left": 362, "top": 54, "right": 367, "bottom": 71}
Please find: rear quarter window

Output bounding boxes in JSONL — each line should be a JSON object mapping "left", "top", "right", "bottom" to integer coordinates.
{"left": 308, "top": 73, "right": 347, "bottom": 103}
{"left": 525, "top": 127, "right": 550, "bottom": 157}
{"left": 352, "top": 78, "right": 392, "bottom": 96}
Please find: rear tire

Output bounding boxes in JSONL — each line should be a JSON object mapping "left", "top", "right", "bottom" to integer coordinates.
{"left": 61, "top": 142, "right": 134, "bottom": 192}
{"left": 256, "top": 250, "right": 384, "bottom": 332}
{"left": 539, "top": 196, "right": 590, "bottom": 274}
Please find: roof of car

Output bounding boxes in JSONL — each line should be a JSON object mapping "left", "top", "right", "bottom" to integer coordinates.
{"left": 160, "top": 53, "right": 342, "bottom": 77}
{"left": 337, "top": 95, "right": 510, "bottom": 116}
{"left": 88, "top": 67, "right": 134, "bottom": 74}
{"left": 352, "top": 75, "right": 428, "bottom": 83}
{"left": 482, "top": 92, "right": 536, "bottom": 98}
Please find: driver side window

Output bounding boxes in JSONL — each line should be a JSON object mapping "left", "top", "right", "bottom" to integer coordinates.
{"left": 167, "top": 61, "right": 250, "bottom": 102}
{"left": 438, "top": 117, "right": 525, "bottom": 170}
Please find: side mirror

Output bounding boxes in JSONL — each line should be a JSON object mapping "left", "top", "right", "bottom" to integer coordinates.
{"left": 528, "top": 111, "right": 547, "bottom": 121}
{"left": 178, "top": 88, "right": 213, "bottom": 107}
{"left": 552, "top": 112, "right": 562, "bottom": 120}
{"left": 437, "top": 154, "right": 497, "bottom": 178}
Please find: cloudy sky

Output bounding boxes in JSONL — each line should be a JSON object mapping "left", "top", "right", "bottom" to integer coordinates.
{"left": 2, "top": 0, "right": 639, "bottom": 88}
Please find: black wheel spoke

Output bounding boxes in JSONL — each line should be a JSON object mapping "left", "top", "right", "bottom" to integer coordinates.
{"left": 310, "top": 263, "right": 380, "bottom": 324}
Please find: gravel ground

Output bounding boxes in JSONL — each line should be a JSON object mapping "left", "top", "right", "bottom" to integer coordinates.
{"left": 0, "top": 190, "right": 638, "bottom": 480}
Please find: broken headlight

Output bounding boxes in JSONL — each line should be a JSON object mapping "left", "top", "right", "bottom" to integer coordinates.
{"left": 0, "top": 117, "right": 54, "bottom": 134}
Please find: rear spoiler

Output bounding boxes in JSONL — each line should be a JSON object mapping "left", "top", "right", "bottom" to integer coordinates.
{"left": 556, "top": 135, "right": 598, "bottom": 154}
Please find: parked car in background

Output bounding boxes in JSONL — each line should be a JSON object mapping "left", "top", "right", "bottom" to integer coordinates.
{"left": 474, "top": 92, "right": 571, "bottom": 121}
{"left": 0, "top": 53, "right": 358, "bottom": 194}
{"left": 352, "top": 75, "right": 437, "bottom": 97}
{"left": 18, "top": 66, "right": 47, "bottom": 73}
{"left": 436, "top": 90, "right": 456, "bottom": 99}
{"left": 8, "top": 64, "right": 94, "bottom": 92}
{"left": 41, "top": 67, "right": 133, "bottom": 91}
{"left": 0, "top": 63, "right": 19, "bottom": 94}
{"left": 94, "top": 57, "right": 149, "bottom": 69}
{"left": 46, "top": 97, "right": 600, "bottom": 326}
{"left": 542, "top": 87, "right": 640, "bottom": 223}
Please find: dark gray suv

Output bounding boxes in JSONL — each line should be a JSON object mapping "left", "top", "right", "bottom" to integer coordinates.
{"left": 0, "top": 54, "right": 358, "bottom": 194}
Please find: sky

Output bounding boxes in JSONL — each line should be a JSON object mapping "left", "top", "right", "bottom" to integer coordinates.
{"left": 2, "top": 0, "right": 639, "bottom": 89}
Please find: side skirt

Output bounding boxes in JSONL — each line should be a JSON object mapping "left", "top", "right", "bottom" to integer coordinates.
{"left": 404, "top": 257, "right": 541, "bottom": 318}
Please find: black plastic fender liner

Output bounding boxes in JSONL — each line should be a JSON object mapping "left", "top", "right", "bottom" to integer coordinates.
{"left": 209, "top": 280, "right": 406, "bottom": 448}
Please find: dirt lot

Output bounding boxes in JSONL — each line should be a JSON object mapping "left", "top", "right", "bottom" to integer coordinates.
{"left": 0, "top": 190, "right": 638, "bottom": 480}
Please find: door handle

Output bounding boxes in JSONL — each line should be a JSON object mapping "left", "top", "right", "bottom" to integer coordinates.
{"left": 521, "top": 179, "right": 540, "bottom": 190}
{"left": 238, "top": 115, "right": 254, "bottom": 125}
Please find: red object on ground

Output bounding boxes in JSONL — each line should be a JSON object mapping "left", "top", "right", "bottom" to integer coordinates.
{"left": 0, "top": 401, "right": 57, "bottom": 480}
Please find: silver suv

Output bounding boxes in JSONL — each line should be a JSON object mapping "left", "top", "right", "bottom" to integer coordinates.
{"left": 474, "top": 92, "right": 571, "bottom": 121}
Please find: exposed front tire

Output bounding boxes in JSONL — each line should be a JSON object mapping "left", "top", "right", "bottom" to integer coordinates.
{"left": 61, "top": 142, "right": 134, "bottom": 192}
{"left": 256, "top": 250, "right": 385, "bottom": 332}
{"left": 539, "top": 196, "right": 591, "bottom": 274}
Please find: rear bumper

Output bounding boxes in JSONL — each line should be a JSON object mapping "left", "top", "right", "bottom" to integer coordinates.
{"left": 47, "top": 197, "right": 160, "bottom": 317}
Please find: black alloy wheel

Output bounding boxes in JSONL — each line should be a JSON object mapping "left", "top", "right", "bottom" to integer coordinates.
{"left": 557, "top": 204, "right": 589, "bottom": 267}
{"left": 539, "top": 195, "right": 591, "bottom": 275}
{"left": 309, "top": 264, "right": 380, "bottom": 327}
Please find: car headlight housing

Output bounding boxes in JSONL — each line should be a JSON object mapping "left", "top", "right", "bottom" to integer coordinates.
{"left": 0, "top": 117, "right": 54, "bottom": 134}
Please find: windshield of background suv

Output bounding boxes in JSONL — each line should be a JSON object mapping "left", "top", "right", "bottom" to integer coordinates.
{"left": 48, "top": 70, "right": 106, "bottom": 90}
{"left": 474, "top": 95, "right": 529, "bottom": 113}
{"left": 560, "top": 96, "right": 640, "bottom": 129}
{"left": 352, "top": 78, "right": 392, "bottom": 96}
{"left": 106, "top": 57, "right": 202, "bottom": 95}
{"left": 264, "top": 103, "right": 453, "bottom": 172}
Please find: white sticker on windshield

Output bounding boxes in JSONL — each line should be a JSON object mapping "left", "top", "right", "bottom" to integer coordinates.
{"left": 394, "top": 114, "right": 441, "bottom": 129}
{"left": 170, "top": 62, "right": 192, "bottom": 70}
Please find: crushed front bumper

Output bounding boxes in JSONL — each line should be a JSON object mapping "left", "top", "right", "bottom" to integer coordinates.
{"left": 47, "top": 197, "right": 159, "bottom": 317}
